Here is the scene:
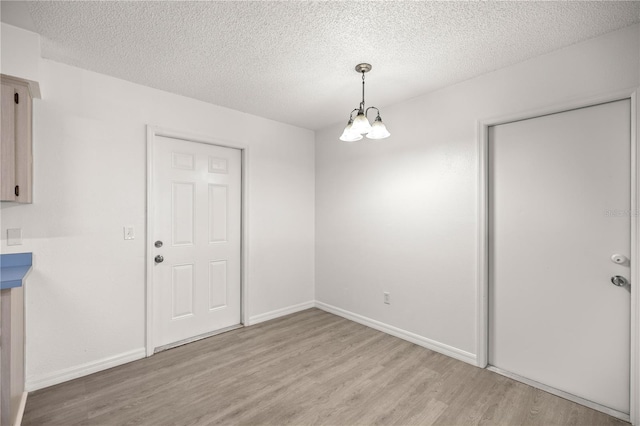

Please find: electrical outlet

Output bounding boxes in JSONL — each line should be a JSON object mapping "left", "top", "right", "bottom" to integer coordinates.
{"left": 384, "top": 292, "right": 390, "bottom": 305}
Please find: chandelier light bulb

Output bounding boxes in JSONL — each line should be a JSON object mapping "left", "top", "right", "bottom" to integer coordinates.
{"left": 366, "top": 115, "right": 391, "bottom": 139}
{"left": 351, "top": 111, "right": 372, "bottom": 135}
{"left": 339, "top": 119, "right": 363, "bottom": 142}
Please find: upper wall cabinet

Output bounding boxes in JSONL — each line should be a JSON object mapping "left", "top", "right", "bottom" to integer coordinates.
{"left": 1, "top": 75, "right": 39, "bottom": 203}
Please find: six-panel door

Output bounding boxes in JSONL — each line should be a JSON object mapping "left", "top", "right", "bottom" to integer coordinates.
{"left": 153, "top": 135, "right": 241, "bottom": 349}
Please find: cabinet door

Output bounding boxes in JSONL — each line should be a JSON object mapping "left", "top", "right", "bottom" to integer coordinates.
{"left": 1, "top": 82, "right": 16, "bottom": 201}
{"left": 14, "top": 84, "right": 32, "bottom": 203}
{"left": 1, "top": 78, "right": 33, "bottom": 203}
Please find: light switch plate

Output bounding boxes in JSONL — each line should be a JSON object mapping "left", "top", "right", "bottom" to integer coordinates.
{"left": 7, "top": 228, "right": 22, "bottom": 246}
{"left": 123, "top": 226, "right": 135, "bottom": 240}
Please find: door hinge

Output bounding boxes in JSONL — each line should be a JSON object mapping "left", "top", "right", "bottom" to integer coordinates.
{"left": 14, "top": 93, "right": 19, "bottom": 104}
{"left": 14, "top": 185, "right": 19, "bottom": 197}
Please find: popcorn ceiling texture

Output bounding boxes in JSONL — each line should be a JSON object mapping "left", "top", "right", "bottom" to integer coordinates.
{"left": 11, "top": 1, "right": 640, "bottom": 130}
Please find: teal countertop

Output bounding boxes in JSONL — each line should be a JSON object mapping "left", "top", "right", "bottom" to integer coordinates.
{"left": 0, "top": 253, "right": 32, "bottom": 290}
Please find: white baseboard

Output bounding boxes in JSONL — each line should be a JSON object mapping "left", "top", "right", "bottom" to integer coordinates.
{"left": 315, "top": 301, "right": 477, "bottom": 366}
{"left": 247, "top": 300, "right": 315, "bottom": 326}
{"left": 26, "top": 348, "right": 146, "bottom": 392}
{"left": 14, "top": 391, "right": 27, "bottom": 426}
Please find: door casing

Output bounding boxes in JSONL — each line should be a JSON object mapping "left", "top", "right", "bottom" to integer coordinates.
{"left": 476, "top": 89, "right": 639, "bottom": 424}
{"left": 145, "top": 125, "right": 250, "bottom": 356}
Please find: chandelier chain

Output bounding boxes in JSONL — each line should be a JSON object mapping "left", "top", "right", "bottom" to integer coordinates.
{"left": 360, "top": 71, "right": 366, "bottom": 111}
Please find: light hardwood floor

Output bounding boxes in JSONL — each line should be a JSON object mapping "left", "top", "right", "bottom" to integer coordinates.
{"left": 23, "top": 308, "right": 627, "bottom": 425}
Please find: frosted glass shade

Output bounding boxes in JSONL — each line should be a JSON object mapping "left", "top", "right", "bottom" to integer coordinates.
{"left": 366, "top": 117, "right": 390, "bottom": 139}
{"left": 339, "top": 121, "right": 363, "bottom": 142}
{"left": 351, "top": 112, "right": 372, "bottom": 134}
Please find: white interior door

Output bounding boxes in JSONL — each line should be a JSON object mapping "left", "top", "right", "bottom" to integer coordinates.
{"left": 488, "top": 100, "right": 631, "bottom": 415}
{"left": 152, "top": 135, "right": 241, "bottom": 349}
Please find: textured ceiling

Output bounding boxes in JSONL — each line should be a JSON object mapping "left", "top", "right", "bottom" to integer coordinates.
{"left": 2, "top": 1, "right": 639, "bottom": 130}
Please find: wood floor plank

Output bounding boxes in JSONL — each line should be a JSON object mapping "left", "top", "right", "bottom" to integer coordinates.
{"left": 22, "top": 309, "right": 628, "bottom": 426}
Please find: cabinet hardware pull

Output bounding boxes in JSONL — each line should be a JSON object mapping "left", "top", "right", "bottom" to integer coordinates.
{"left": 14, "top": 186, "right": 19, "bottom": 197}
{"left": 14, "top": 93, "right": 18, "bottom": 104}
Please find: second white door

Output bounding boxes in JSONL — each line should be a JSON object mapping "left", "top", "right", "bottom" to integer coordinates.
{"left": 152, "top": 135, "right": 242, "bottom": 350}
{"left": 488, "top": 99, "right": 631, "bottom": 415}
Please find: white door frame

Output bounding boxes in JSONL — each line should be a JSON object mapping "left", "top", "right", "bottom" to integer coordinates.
{"left": 476, "top": 89, "right": 639, "bottom": 424}
{"left": 145, "top": 125, "right": 250, "bottom": 357}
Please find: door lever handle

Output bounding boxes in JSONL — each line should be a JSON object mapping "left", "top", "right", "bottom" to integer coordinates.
{"left": 611, "top": 275, "right": 629, "bottom": 287}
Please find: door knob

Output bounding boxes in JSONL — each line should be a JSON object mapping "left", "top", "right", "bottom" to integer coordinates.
{"left": 154, "top": 255, "right": 164, "bottom": 264}
{"left": 155, "top": 240, "right": 163, "bottom": 248}
{"left": 611, "top": 275, "right": 629, "bottom": 287}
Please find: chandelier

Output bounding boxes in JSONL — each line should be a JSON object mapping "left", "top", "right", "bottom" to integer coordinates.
{"left": 339, "top": 63, "right": 390, "bottom": 141}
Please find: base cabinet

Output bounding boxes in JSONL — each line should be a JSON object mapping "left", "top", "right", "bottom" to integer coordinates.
{"left": 0, "top": 287, "right": 25, "bottom": 426}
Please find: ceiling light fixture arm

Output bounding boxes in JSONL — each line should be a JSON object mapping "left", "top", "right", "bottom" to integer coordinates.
{"left": 365, "top": 106, "right": 381, "bottom": 119}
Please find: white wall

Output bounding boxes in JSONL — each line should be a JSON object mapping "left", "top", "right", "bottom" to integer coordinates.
{"left": 0, "top": 24, "right": 315, "bottom": 389}
{"left": 315, "top": 24, "right": 640, "bottom": 359}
